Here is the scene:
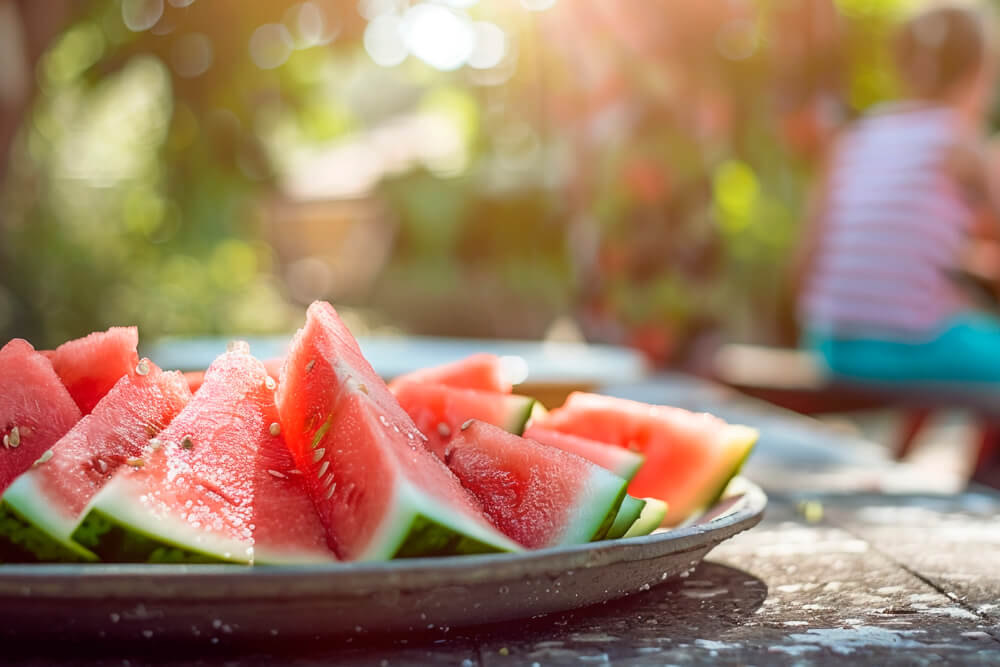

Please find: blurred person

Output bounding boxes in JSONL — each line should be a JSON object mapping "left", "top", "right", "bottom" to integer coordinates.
{"left": 797, "top": 2, "right": 1000, "bottom": 385}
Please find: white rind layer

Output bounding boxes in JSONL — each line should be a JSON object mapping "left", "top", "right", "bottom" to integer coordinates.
{"left": 358, "top": 478, "right": 522, "bottom": 561}
{"left": 83, "top": 474, "right": 253, "bottom": 563}
{"left": 557, "top": 466, "right": 627, "bottom": 546}
{"left": 3, "top": 473, "right": 97, "bottom": 560}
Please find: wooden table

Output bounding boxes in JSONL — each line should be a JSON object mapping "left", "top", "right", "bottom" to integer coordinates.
{"left": 8, "top": 375, "right": 1000, "bottom": 665}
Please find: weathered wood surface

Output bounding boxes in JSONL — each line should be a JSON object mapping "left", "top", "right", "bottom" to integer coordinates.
{"left": 6, "top": 374, "right": 1000, "bottom": 665}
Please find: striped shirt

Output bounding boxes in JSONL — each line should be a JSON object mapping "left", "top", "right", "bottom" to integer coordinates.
{"left": 801, "top": 104, "right": 974, "bottom": 340}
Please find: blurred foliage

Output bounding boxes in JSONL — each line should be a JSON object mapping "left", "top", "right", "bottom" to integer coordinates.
{"left": 0, "top": 0, "right": 955, "bottom": 361}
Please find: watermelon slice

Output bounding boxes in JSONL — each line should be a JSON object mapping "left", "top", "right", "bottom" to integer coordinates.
{"left": 523, "top": 425, "right": 645, "bottom": 482}
{"left": 536, "top": 392, "right": 757, "bottom": 525}
{"left": 392, "top": 382, "right": 536, "bottom": 459}
{"left": 0, "top": 361, "right": 191, "bottom": 562}
{"left": 252, "top": 398, "right": 336, "bottom": 565}
{"left": 73, "top": 347, "right": 281, "bottom": 563}
{"left": 603, "top": 495, "right": 647, "bottom": 540}
{"left": 0, "top": 340, "right": 82, "bottom": 494}
{"left": 276, "top": 301, "right": 520, "bottom": 561}
{"left": 623, "top": 497, "right": 668, "bottom": 538}
{"left": 443, "top": 420, "right": 628, "bottom": 549}
{"left": 389, "top": 354, "right": 512, "bottom": 393}
{"left": 50, "top": 327, "right": 139, "bottom": 414}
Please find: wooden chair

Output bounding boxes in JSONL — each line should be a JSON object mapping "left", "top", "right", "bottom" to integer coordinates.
{"left": 711, "top": 344, "right": 1000, "bottom": 485}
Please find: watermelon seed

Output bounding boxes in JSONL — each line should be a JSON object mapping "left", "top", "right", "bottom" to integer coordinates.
{"left": 269, "top": 422, "right": 281, "bottom": 437}
{"left": 267, "top": 469, "right": 286, "bottom": 479}
{"left": 460, "top": 419, "right": 474, "bottom": 431}
{"left": 126, "top": 458, "right": 145, "bottom": 468}
{"left": 318, "top": 461, "right": 329, "bottom": 478}
{"left": 305, "top": 359, "right": 316, "bottom": 373}
{"left": 265, "top": 376, "right": 277, "bottom": 391}
{"left": 97, "top": 459, "right": 108, "bottom": 473}
{"left": 149, "top": 438, "right": 162, "bottom": 450}
{"left": 437, "top": 423, "right": 451, "bottom": 438}
{"left": 181, "top": 436, "right": 194, "bottom": 450}
{"left": 322, "top": 472, "right": 335, "bottom": 489}
{"left": 358, "top": 383, "right": 368, "bottom": 395}
{"left": 136, "top": 360, "right": 150, "bottom": 376}
{"left": 287, "top": 469, "right": 302, "bottom": 475}
{"left": 33, "top": 450, "right": 53, "bottom": 467}
{"left": 313, "top": 448, "right": 326, "bottom": 463}
{"left": 8, "top": 426, "right": 20, "bottom": 448}
{"left": 325, "top": 482, "right": 337, "bottom": 499}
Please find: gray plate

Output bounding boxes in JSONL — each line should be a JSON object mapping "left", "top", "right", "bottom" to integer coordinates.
{"left": 0, "top": 478, "right": 765, "bottom": 642}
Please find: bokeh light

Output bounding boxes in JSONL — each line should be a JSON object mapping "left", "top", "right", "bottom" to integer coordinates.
{"left": 715, "top": 19, "right": 758, "bottom": 61}
{"left": 284, "top": 2, "right": 340, "bottom": 48}
{"left": 358, "top": 0, "right": 402, "bottom": 21}
{"left": 468, "top": 21, "right": 506, "bottom": 70}
{"left": 249, "top": 23, "right": 294, "bottom": 70}
{"left": 170, "top": 33, "right": 213, "bottom": 78}
{"left": 121, "top": 0, "right": 164, "bottom": 32}
{"left": 402, "top": 4, "right": 476, "bottom": 72}
{"left": 364, "top": 14, "right": 407, "bottom": 67}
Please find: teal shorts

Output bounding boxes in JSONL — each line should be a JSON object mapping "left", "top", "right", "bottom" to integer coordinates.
{"left": 807, "top": 312, "right": 1000, "bottom": 385}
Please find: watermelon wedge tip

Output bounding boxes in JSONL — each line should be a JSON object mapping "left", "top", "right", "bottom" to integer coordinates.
{"left": 276, "top": 301, "right": 520, "bottom": 561}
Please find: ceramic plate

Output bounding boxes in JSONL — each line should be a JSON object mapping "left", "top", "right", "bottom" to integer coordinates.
{"left": 0, "top": 478, "right": 765, "bottom": 642}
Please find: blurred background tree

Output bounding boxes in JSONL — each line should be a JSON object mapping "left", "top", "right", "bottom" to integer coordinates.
{"left": 0, "top": 0, "right": 927, "bottom": 362}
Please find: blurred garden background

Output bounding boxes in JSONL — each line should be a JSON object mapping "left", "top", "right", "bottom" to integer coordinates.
{"left": 0, "top": 0, "right": 958, "bottom": 367}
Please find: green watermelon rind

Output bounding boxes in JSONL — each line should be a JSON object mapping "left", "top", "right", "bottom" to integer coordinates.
{"left": 0, "top": 474, "right": 98, "bottom": 562}
{"left": 601, "top": 495, "right": 647, "bottom": 541}
{"left": 560, "top": 469, "right": 628, "bottom": 546}
{"left": 623, "top": 497, "right": 669, "bottom": 538}
{"left": 684, "top": 425, "right": 758, "bottom": 524}
{"left": 526, "top": 401, "right": 548, "bottom": 427}
{"left": 71, "top": 476, "right": 253, "bottom": 564}
{"left": 358, "top": 480, "right": 522, "bottom": 561}
{"left": 71, "top": 508, "right": 232, "bottom": 564}
{"left": 501, "top": 395, "right": 537, "bottom": 436}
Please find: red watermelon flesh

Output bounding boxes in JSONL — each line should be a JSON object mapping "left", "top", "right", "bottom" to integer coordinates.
{"left": 276, "top": 301, "right": 519, "bottom": 561}
{"left": 76, "top": 347, "right": 276, "bottom": 563}
{"left": 392, "top": 381, "right": 535, "bottom": 459}
{"left": 0, "top": 340, "right": 82, "bottom": 492}
{"left": 523, "top": 425, "right": 645, "bottom": 482}
{"left": 389, "top": 354, "right": 512, "bottom": 393}
{"left": 444, "top": 420, "right": 627, "bottom": 549}
{"left": 252, "top": 399, "right": 335, "bottom": 564}
{"left": 1, "top": 361, "right": 191, "bottom": 558}
{"left": 537, "top": 392, "right": 757, "bottom": 525}
{"left": 51, "top": 327, "right": 139, "bottom": 414}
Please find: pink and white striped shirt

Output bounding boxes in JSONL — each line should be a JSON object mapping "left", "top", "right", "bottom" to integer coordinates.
{"left": 801, "top": 104, "right": 974, "bottom": 339}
